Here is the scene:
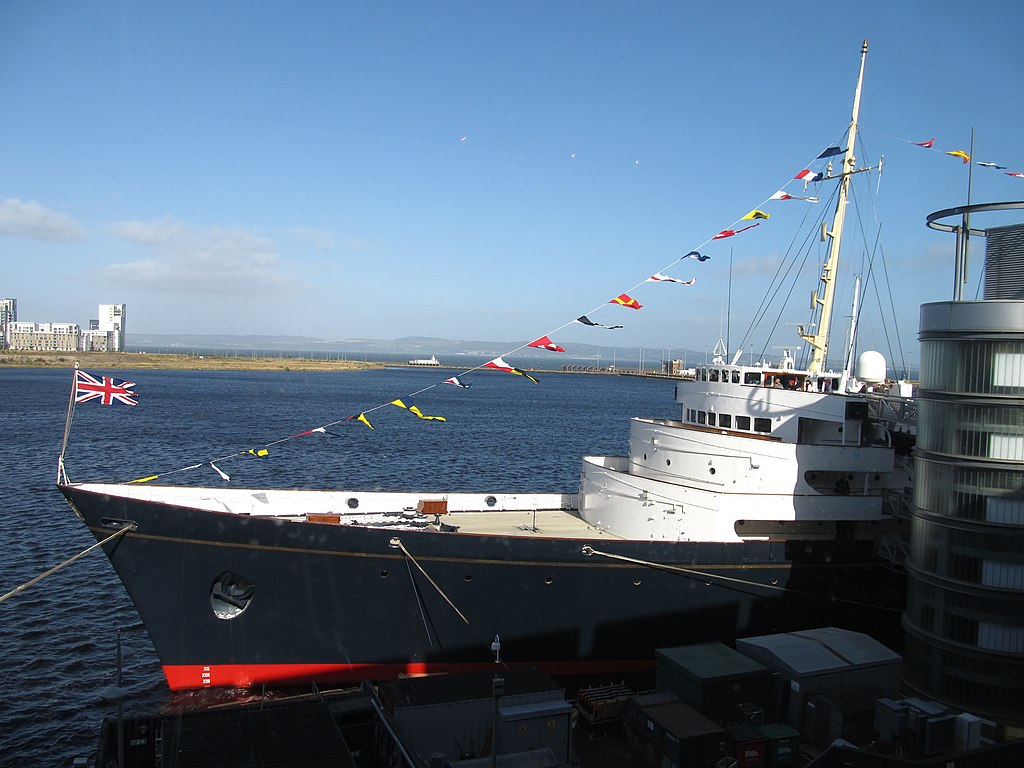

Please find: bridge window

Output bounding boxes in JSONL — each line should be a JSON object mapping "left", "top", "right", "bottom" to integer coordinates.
{"left": 744, "top": 372, "right": 761, "bottom": 385}
{"left": 709, "top": 369, "right": 719, "bottom": 382}
{"left": 736, "top": 415, "right": 751, "bottom": 431}
{"left": 731, "top": 370, "right": 741, "bottom": 384}
{"left": 697, "top": 411, "right": 707, "bottom": 425}
{"left": 707, "top": 413, "right": 716, "bottom": 427}
{"left": 754, "top": 417, "right": 772, "bottom": 434}
{"left": 719, "top": 414, "right": 732, "bottom": 429}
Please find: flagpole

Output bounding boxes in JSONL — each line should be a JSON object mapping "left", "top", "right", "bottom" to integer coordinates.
{"left": 57, "top": 365, "right": 78, "bottom": 485}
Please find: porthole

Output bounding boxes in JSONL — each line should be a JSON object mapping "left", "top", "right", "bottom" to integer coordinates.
{"left": 633, "top": 578, "right": 642, "bottom": 586}
{"left": 666, "top": 459, "right": 671, "bottom": 466}
{"left": 347, "top": 497, "right": 359, "bottom": 509}
{"left": 709, "top": 467, "right": 716, "bottom": 475}
{"left": 544, "top": 576, "right": 553, "bottom": 585}
{"left": 464, "top": 574, "right": 473, "bottom": 582}
{"left": 379, "top": 570, "right": 389, "bottom": 578}
{"left": 485, "top": 495, "right": 497, "bottom": 507}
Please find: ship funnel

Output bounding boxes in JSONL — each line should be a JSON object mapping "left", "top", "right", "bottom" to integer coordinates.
{"left": 855, "top": 350, "right": 886, "bottom": 383}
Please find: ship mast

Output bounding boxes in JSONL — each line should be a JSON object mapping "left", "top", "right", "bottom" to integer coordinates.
{"left": 801, "top": 39, "right": 868, "bottom": 374}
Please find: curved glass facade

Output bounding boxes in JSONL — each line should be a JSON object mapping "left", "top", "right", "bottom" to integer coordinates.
{"left": 904, "top": 302, "right": 1024, "bottom": 723}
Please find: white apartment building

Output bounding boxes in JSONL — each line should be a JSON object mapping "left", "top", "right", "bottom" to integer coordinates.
{"left": 95, "top": 303, "right": 126, "bottom": 351}
{"left": 0, "top": 298, "right": 16, "bottom": 348}
{"left": 3, "top": 301, "right": 126, "bottom": 352}
{"left": 9, "top": 321, "right": 81, "bottom": 352}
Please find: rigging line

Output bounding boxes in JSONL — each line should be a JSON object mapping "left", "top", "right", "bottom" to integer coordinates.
{"left": 741, "top": 201, "right": 819, "bottom": 352}
{"left": 0, "top": 525, "right": 134, "bottom": 606}
{"left": 852, "top": 141, "right": 901, "bottom": 376}
{"left": 748, "top": 197, "right": 832, "bottom": 364}
{"left": 865, "top": 219, "right": 907, "bottom": 378}
{"left": 404, "top": 555, "right": 439, "bottom": 651}
{"left": 581, "top": 546, "right": 903, "bottom": 613}
{"left": 847, "top": 147, "right": 908, "bottom": 377}
{"left": 876, "top": 239, "right": 909, "bottom": 376}
{"left": 738, "top": 182, "right": 837, "bottom": 355}
{"left": 390, "top": 537, "right": 472, "bottom": 627}
{"left": 759, "top": 218, "right": 821, "bottom": 365}
{"left": 850, "top": 182, "right": 901, "bottom": 378}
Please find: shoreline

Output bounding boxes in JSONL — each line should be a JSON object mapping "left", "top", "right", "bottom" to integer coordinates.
{"left": 0, "top": 349, "right": 685, "bottom": 379}
{"left": 0, "top": 349, "right": 384, "bottom": 372}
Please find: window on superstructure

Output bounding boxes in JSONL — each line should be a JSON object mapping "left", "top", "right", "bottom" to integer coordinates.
{"left": 697, "top": 411, "right": 706, "bottom": 425}
{"left": 707, "top": 413, "right": 716, "bottom": 426}
{"left": 700, "top": 368, "right": 708, "bottom": 381}
{"left": 709, "top": 369, "right": 719, "bottom": 382}
{"left": 731, "top": 370, "right": 741, "bottom": 383}
{"left": 736, "top": 415, "right": 751, "bottom": 430}
{"left": 744, "top": 372, "right": 761, "bottom": 385}
{"left": 719, "top": 414, "right": 732, "bottom": 429}
{"left": 721, "top": 370, "right": 728, "bottom": 382}
{"left": 754, "top": 417, "right": 772, "bottom": 434}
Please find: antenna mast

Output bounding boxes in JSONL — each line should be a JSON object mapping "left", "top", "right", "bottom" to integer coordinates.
{"left": 801, "top": 39, "right": 868, "bottom": 374}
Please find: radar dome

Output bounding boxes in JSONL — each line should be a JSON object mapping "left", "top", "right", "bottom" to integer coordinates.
{"left": 856, "top": 350, "right": 887, "bottom": 384}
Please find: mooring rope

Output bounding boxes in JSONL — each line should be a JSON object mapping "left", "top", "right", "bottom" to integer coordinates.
{"left": 0, "top": 525, "right": 134, "bottom": 606}
{"left": 581, "top": 545, "right": 903, "bottom": 613}
{"left": 390, "top": 537, "right": 472, "bottom": 626}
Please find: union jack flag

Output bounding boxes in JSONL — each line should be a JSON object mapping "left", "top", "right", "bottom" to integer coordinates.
{"left": 75, "top": 370, "right": 139, "bottom": 406}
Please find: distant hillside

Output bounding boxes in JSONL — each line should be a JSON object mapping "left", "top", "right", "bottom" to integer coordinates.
{"left": 128, "top": 333, "right": 695, "bottom": 366}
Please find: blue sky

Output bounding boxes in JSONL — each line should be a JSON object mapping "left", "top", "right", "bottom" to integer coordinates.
{"left": 2, "top": 2, "right": 1022, "bottom": 367}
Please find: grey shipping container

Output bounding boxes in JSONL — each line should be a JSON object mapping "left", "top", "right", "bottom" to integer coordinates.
{"left": 656, "top": 643, "right": 772, "bottom": 722}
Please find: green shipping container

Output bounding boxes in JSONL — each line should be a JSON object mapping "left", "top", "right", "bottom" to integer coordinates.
{"left": 757, "top": 723, "right": 800, "bottom": 767}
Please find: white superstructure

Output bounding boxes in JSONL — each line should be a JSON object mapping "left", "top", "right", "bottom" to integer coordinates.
{"left": 579, "top": 353, "right": 913, "bottom": 543}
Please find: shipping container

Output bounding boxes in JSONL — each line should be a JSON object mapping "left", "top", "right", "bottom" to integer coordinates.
{"left": 623, "top": 695, "right": 728, "bottom": 768}
{"left": 736, "top": 628, "right": 899, "bottom": 730}
{"left": 756, "top": 723, "right": 800, "bottom": 768}
{"left": 727, "top": 725, "right": 767, "bottom": 768}
{"left": 656, "top": 643, "right": 772, "bottom": 722}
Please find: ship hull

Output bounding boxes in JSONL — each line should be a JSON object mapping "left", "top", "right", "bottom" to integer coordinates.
{"left": 59, "top": 484, "right": 905, "bottom": 690}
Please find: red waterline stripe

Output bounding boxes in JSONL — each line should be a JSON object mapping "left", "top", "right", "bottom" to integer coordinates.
{"left": 163, "top": 658, "right": 653, "bottom": 690}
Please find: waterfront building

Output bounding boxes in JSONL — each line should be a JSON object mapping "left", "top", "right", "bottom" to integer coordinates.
{"left": 1, "top": 300, "right": 126, "bottom": 352}
{"left": 80, "top": 328, "right": 112, "bottom": 352}
{"left": 0, "top": 298, "right": 16, "bottom": 348}
{"left": 95, "top": 303, "right": 126, "bottom": 351}
{"left": 8, "top": 321, "right": 81, "bottom": 352}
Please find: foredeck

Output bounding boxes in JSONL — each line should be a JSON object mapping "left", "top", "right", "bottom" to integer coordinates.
{"left": 427, "top": 508, "right": 625, "bottom": 540}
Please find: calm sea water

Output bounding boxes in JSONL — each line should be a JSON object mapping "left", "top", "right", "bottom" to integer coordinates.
{"left": 0, "top": 366, "right": 677, "bottom": 766}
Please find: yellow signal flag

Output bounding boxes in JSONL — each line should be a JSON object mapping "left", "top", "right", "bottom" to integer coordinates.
{"left": 356, "top": 412, "right": 374, "bottom": 430}
{"left": 408, "top": 405, "right": 446, "bottom": 422}
{"left": 393, "top": 398, "right": 446, "bottom": 421}
{"left": 946, "top": 150, "right": 970, "bottom": 164}
{"left": 245, "top": 448, "right": 270, "bottom": 457}
{"left": 741, "top": 209, "right": 770, "bottom": 221}
{"left": 128, "top": 474, "right": 159, "bottom": 484}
